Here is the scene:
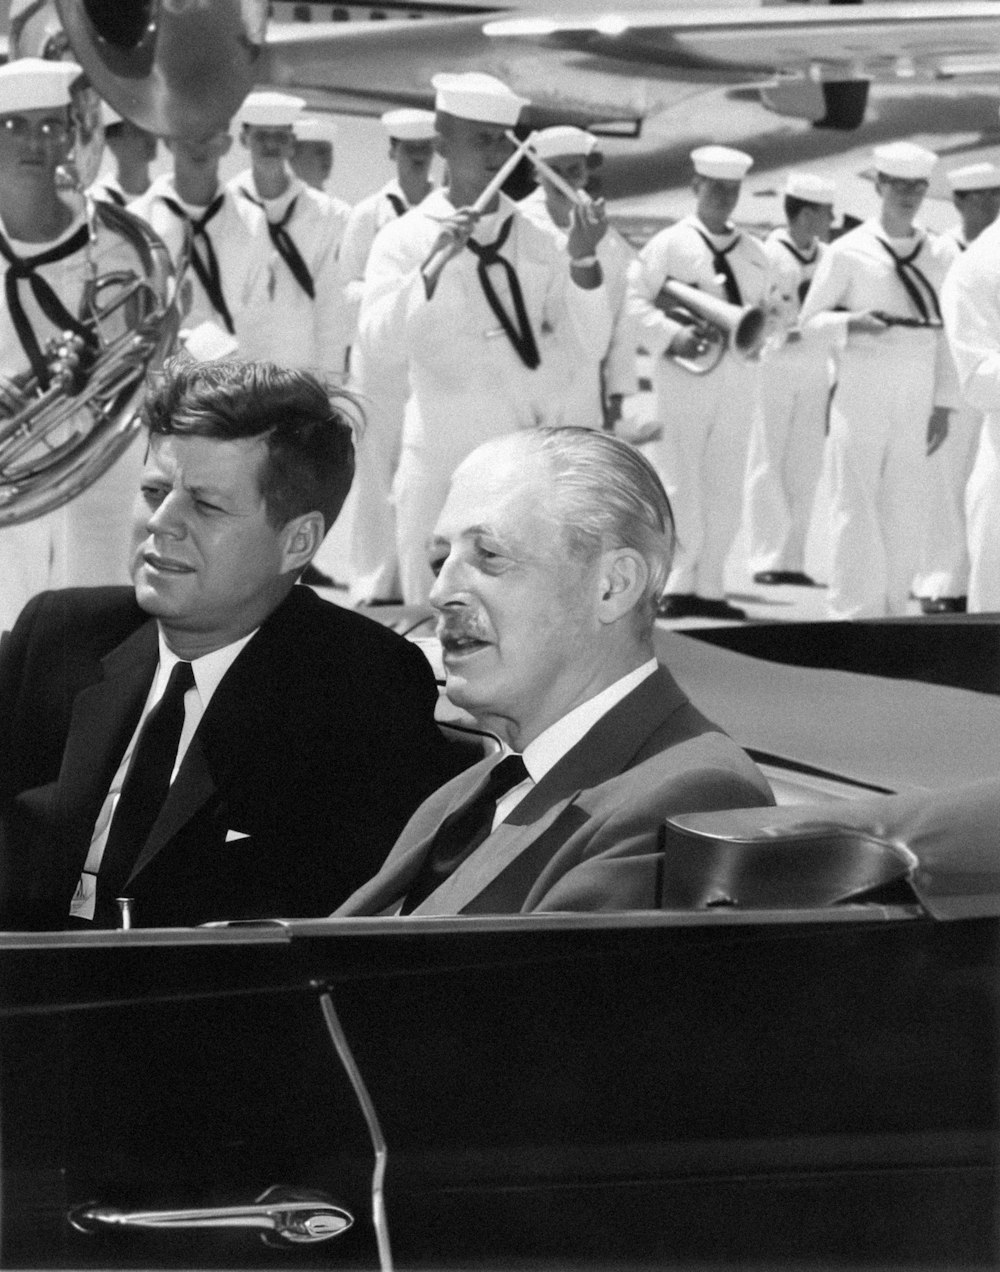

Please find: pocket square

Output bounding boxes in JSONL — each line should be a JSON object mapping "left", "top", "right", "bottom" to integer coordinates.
{"left": 225, "top": 829, "right": 251, "bottom": 843}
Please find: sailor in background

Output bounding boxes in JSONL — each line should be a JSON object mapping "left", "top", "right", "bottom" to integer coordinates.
{"left": 357, "top": 71, "right": 609, "bottom": 605}
{"left": 341, "top": 108, "right": 437, "bottom": 606}
{"left": 914, "top": 162, "right": 1000, "bottom": 613}
{"left": 745, "top": 172, "right": 835, "bottom": 588}
{"left": 228, "top": 91, "right": 352, "bottom": 384}
{"left": 0, "top": 59, "right": 149, "bottom": 631}
{"left": 89, "top": 100, "right": 157, "bottom": 207}
{"left": 799, "top": 141, "right": 960, "bottom": 619}
{"left": 129, "top": 117, "right": 271, "bottom": 360}
{"left": 627, "top": 145, "right": 771, "bottom": 621}
{"left": 517, "top": 125, "right": 638, "bottom": 431}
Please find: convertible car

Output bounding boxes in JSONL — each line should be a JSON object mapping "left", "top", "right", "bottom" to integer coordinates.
{"left": 2, "top": 614, "right": 1000, "bottom": 1271}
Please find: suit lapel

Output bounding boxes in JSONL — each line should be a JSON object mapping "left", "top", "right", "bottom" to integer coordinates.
{"left": 125, "top": 732, "right": 217, "bottom": 886}
{"left": 415, "top": 667, "right": 690, "bottom": 914}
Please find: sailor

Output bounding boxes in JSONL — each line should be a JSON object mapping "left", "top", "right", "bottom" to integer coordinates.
{"left": 0, "top": 59, "right": 150, "bottom": 631}
{"left": 227, "top": 91, "right": 351, "bottom": 383}
{"left": 341, "top": 107, "right": 437, "bottom": 605}
{"left": 517, "top": 124, "right": 638, "bottom": 431}
{"left": 914, "top": 161, "right": 1000, "bottom": 613}
{"left": 357, "top": 71, "right": 610, "bottom": 604}
{"left": 942, "top": 206, "right": 1000, "bottom": 612}
{"left": 128, "top": 121, "right": 272, "bottom": 359}
{"left": 745, "top": 172, "right": 836, "bottom": 588}
{"left": 89, "top": 100, "right": 157, "bottom": 207}
{"left": 799, "top": 141, "right": 960, "bottom": 619}
{"left": 626, "top": 144, "right": 771, "bottom": 620}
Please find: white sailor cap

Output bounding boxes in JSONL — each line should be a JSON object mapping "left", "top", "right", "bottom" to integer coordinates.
{"left": 947, "top": 161, "right": 1000, "bottom": 192}
{"left": 784, "top": 171, "right": 836, "bottom": 203}
{"left": 690, "top": 145, "right": 753, "bottom": 181}
{"left": 0, "top": 58, "right": 82, "bottom": 115}
{"left": 431, "top": 72, "right": 528, "bottom": 126}
{"left": 531, "top": 125, "right": 597, "bottom": 160}
{"left": 872, "top": 141, "right": 937, "bottom": 181}
{"left": 239, "top": 90, "right": 306, "bottom": 128}
{"left": 292, "top": 115, "right": 338, "bottom": 144}
{"left": 100, "top": 100, "right": 123, "bottom": 128}
{"left": 380, "top": 108, "right": 436, "bottom": 142}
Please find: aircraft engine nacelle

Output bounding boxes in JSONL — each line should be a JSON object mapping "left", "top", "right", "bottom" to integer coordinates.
{"left": 760, "top": 75, "right": 870, "bottom": 129}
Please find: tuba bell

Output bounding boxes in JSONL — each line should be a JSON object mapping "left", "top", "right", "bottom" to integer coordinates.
{"left": 655, "top": 278, "right": 767, "bottom": 375}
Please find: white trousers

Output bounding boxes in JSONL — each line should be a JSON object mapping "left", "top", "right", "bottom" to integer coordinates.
{"left": 648, "top": 355, "right": 759, "bottom": 598}
{"left": 913, "top": 405, "right": 982, "bottom": 601}
{"left": 745, "top": 343, "right": 831, "bottom": 575}
{"left": 966, "top": 415, "right": 1000, "bottom": 612}
{"left": 825, "top": 340, "right": 935, "bottom": 619}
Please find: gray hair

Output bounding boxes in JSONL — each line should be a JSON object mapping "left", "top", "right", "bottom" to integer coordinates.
{"left": 519, "top": 427, "right": 674, "bottom": 630}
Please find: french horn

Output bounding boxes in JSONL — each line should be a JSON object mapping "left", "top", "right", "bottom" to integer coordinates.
{"left": 655, "top": 278, "right": 767, "bottom": 375}
{"left": 0, "top": 0, "right": 266, "bottom": 526}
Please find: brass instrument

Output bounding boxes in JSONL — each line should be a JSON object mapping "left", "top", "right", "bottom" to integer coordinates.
{"left": 655, "top": 278, "right": 767, "bottom": 375}
{"left": 0, "top": 0, "right": 265, "bottom": 524}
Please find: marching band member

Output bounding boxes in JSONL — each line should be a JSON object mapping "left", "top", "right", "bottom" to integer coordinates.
{"left": 915, "top": 161, "right": 1000, "bottom": 613}
{"left": 357, "top": 71, "right": 610, "bottom": 605}
{"left": 128, "top": 121, "right": 272, "bottom": 359}
{"left": 0, "top": 59, "right": 149, "bottom": 631}
{"left": 799, "top": 141, "right": 960, "bottom": 619}
{"left": 342, "top": 107, "right": 437, "bottom": 606}
{"left": 627, "top": 145, "right": 771, "bottom": 620}
{"left": 89, "top": 100, "right": 157, "bottom": 207}
{"left": 518, "top": 125, "right": 638, "bottom": 431}
{"left": 228, "top": 91, "right": 351, "bottom": 383}
{"left": 745, "top": 172, "right": 835, "bottom": 588}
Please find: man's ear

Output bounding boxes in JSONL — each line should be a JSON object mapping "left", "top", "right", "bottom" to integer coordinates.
{"left": 281, "top": 511, "right": 326, "bottom": 574}
{"left": 596, "top": 548, "right": 648, "bottom": 624}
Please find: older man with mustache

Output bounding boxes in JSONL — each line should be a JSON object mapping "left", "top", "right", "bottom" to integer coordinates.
{"left": 337, "top": 427, "right": 773, "bottom": 917}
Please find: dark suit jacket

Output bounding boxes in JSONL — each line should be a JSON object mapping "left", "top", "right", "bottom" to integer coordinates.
{"left": 0, "top": 585, "right": 467, "bottom": 928}
{"left": 337, "top": 665, "right": 775, "bottom": 916}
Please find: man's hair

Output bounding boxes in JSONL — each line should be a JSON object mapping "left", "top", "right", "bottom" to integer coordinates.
{"left": 141, "top": 359, "right": 359, "bottom": 533}
{"left": 520, "top": 428, "right": 675, "bottom": 630}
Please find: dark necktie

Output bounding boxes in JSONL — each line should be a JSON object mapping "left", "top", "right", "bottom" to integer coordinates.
{"left": 385, "top": 192, "right": 407, "bottom": 218}
{"left": 0, "top": 224, "right": 95, "bottom": 387}
{"left": 695, "top": 228, "right": 743, "bottom": 306}
{"left": 162, "top": 193, "right": 235, "bottom": 333}
{"left": 400, "top": 754, "right": 530, "bottom": 914}
{"left": 240, "top": 190, "right": 315, "bottom": 299}
{"left": 97, "top": 661, "right": 195, "bottom": 915}
{"left": 876, "top": 236, "right": 942, "bottom": 325}
{"left": 465, "top": 217, "right": 541, "bottom": 370}
{"left": 777, "top": 236, "right": 819, "bottom": 304}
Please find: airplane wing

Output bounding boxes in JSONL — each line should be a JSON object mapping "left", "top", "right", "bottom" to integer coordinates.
{"left": 482, "top": 0, "right": 1000, "bottom": 127}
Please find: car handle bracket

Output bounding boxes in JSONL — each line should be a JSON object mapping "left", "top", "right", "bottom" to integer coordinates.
{"left": 69, "top": 1186, "right": 353, "bottom": 1246}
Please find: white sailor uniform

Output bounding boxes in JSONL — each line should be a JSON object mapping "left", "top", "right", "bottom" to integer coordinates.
{"left": 341, "top": 178, "right": 421, "bottom": 603}
{"left": 799, "top": 218, "right": 960, "bottom": 618}
{"left": 358, "top": 187, "right": 611, "bottom": 603}
{"left": 745, "top": 227, "right": 832, "bottom": 577}
{"left": 914, "top": 226, "right": 982, "bottom": 603}
{"left": 940, "top": 215, "right": 1000, "bottom": 611}
{"left": 518, "top": 185, "right": 638, "bottom": 430}
{"left": 0, "top": 208, "right": 148, "bottom": 631}
{"left": 128, "top": 174, "right": 271, "bottom": 355}
{"left": 227, "top": 169, "right": 351, "bottom": 381}
{"left": 626, "top": 213, "right": 772, "bottom": 601}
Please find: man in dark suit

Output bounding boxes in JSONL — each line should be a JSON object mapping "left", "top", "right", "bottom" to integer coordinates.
{"left": 0, "top": 359, "right": 465, "bottom": 929}
{"left": 337, "top": 428, "right": 774, "bottom": 917}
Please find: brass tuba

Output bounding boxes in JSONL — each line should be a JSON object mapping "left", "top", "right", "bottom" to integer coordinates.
{"left": 655, "top": 278, "right": 767, "bottom": 375}
{"left": 0, "top": 0, "right": 265, "bottom": 525}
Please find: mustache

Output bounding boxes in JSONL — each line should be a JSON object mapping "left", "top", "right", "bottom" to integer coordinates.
{"left": 437, "top": 613, "right": 490, "bottom": 645}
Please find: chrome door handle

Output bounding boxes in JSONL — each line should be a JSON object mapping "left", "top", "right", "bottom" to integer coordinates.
{"left": 69, "top": 1186, "right": 353, "bottom": 1246}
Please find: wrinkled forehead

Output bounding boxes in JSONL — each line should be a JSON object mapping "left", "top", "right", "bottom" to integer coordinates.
{"left": 437, "top": 441, "right": 554, "bottom": 539}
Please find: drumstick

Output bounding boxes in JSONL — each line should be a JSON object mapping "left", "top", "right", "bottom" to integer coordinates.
{"left": 422, "top": 133, "right": 536, "bottom": 289}
{"left": 507, "top": 129, "right": 590, "bottom": 207}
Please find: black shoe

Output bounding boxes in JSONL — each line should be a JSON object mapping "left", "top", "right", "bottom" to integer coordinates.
{"left": 687, "top": 596, "right": 747, "bottom": 621}
{"left": 919, "top": 595, "right": 968, "bottom": 614}
{"left": 753, "top": 570, "right": 817, "bottom": 586}
{"left": 657, "top": 592, "right": 698, "bottom": 619}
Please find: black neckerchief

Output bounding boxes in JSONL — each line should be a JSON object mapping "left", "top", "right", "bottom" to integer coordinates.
{"left": 464, "top": 215, "right": 540, "bottom": 370}
{"left": 693, "top": 226, "right": 743, "bottom": 305}
{"left": 161, "top": 193, "right": 235, "bottom": 333}
{"left": 240, "top": 189, "right": 315, "bottom": 300}
{"left": 875, "top": 233, "right": 942, "bottom": 325}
